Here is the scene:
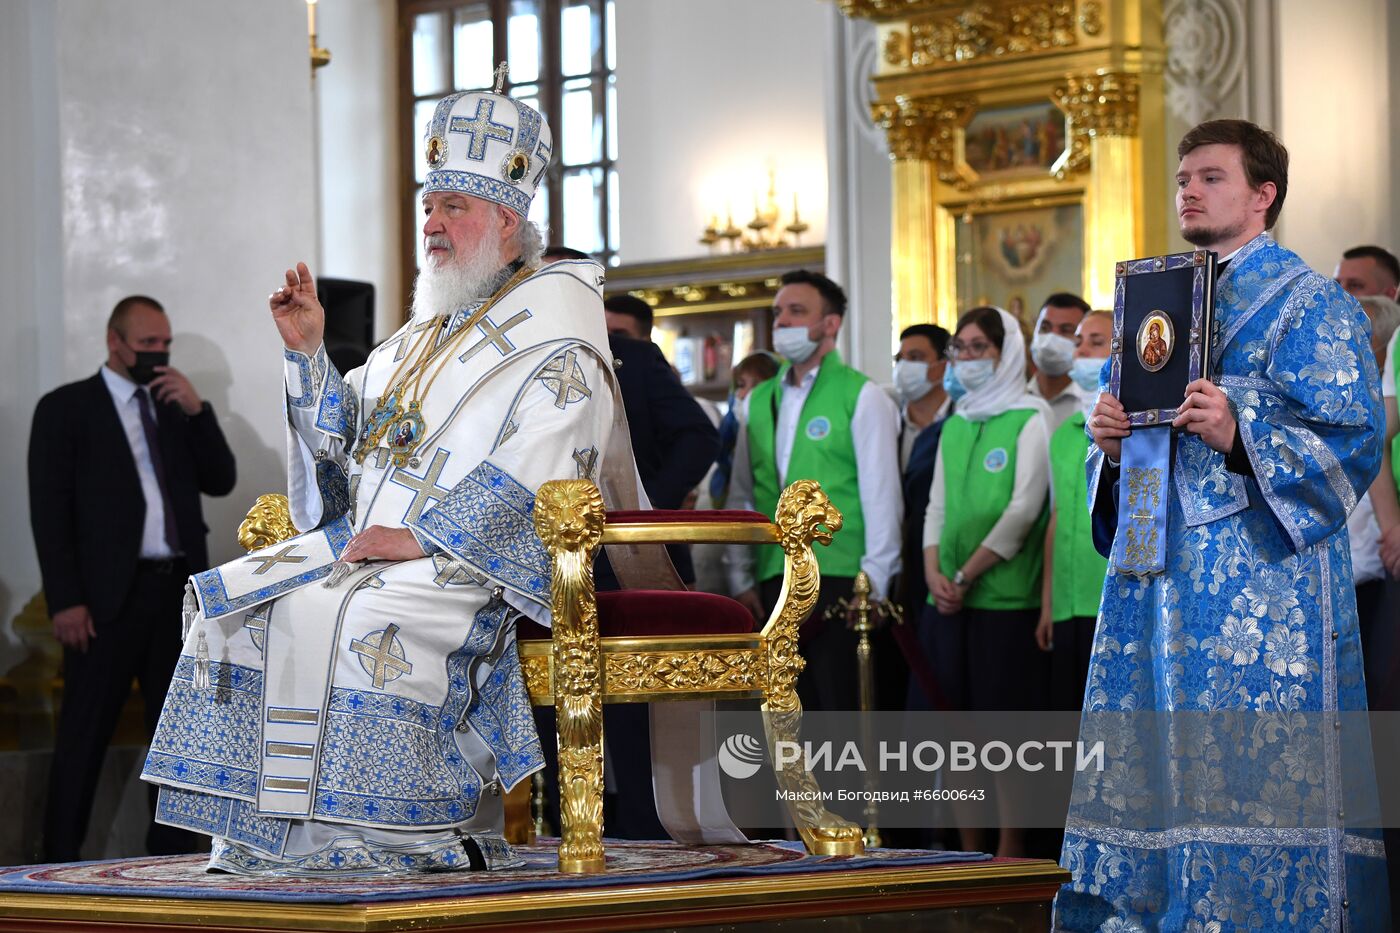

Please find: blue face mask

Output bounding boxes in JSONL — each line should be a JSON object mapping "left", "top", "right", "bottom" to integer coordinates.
{"left": 942, "top": 362, "right": 967, "bottom": 400}
{"left": 1069, "top": 355, "right": 1105, "bottom": 393}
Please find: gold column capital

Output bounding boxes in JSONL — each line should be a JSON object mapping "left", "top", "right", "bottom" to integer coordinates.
{"left": 872, "top": 95, "right": 977, "bottom": 186}
{"left": 1053, "top": 70, "right": 1142, "bottom": 177}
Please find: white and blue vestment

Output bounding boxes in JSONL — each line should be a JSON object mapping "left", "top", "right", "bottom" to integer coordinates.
{"left": 1055, "top": 235, "right": 1391, "bottom": 931}
{"left": 142, "top": 260, "right": 616, "bottom": 874}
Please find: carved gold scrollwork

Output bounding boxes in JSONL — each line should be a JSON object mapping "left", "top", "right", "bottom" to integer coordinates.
{"left": 763, "top": 706, "right": 865, "bottom": 856}
{"left": 837, "top": 0, "right": 939, "bottom": 17}
{"left": 892, "top": 2, "right": 1078, "bottom": 68}
{"left": 884, "top": 28, "right": 912, "bottom": 67}
{"left": 605, "top": 651, "right": 761, "bottom": 694}
{"left": 762, "top": 481, "right": 842, "bottom": 714}
{"left": 534, "top": 480, "right": 606, "bottom": 873}
{"left": 520, "top": 654, "right": 551, "bottom": 700}
{"left": 1052, "top": 71, "right": 1142, "bottom": 177}
{"left": 1079, "top": 0, "right": 1104, "bottom": 35}
{"left": 872, "top": 95, "right": 977, "bottom": 187}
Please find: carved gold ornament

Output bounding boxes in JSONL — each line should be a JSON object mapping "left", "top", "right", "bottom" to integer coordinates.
{"left": 605, "top": 651, "right": 762, "bottom": 693}
{"left": 237, "top": 494, "right": 297, "bottom": 552}
{"left": 534, "top": 479, "right": 607, "bottom": 873}
{"left": 534, "top": 479, "right": 606, "bottom": 554}
{"left": 1052, "top": 70, "right": 1141, "bottom": 177}
{"left": 872, "top": 95, "right": 977, "bottom": 185}
{"left": 878, "top": 2, "right": 1079, "bottom": 68}
{"left": 527, "top": 477, "right": 862, "bottom": 864}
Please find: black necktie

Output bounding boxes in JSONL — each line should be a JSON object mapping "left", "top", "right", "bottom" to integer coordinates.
{"left": 137, "top": 389, "right": 182, "bottom": 554}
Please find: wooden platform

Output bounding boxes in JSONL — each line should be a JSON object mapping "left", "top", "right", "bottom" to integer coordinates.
{"left": 0, "top": 856, "right": 1068, "bottom": 932}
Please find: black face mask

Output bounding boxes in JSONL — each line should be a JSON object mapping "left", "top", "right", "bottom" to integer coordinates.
{"left": 127, "top": 350, "right": 169, "bottom": 385}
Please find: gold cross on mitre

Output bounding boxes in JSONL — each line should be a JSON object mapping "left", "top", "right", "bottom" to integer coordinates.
{"left": 493, "top": 61, "right": 509, "bottom": 94}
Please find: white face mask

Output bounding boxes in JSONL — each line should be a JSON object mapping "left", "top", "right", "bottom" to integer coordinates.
{"left": 953, "top": 359, "right": 995, "bottom": 392}
{"left": 1030, "top": 331, "right": 1076, "bottom": 376}
{"left": 773, "top": 325, "right": 820, "bottom": 364}
{"left": 1069, "top": 355, "right": 1105, "bottom": 392}
{"left": 893, "top": 359, "right": 935, "bottom": 403}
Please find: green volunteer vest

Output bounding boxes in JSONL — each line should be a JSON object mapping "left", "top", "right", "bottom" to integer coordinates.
{"left": 1049, "top": 412, "right": 1109, "bottom": 621}
{"left": 937, "top": 408, "right": 1048, "bottom": 610}
{"left": 748, "top": 353, "right": 868, "bottom": 583}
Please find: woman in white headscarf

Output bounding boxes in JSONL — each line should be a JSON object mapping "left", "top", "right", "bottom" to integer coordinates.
{"left": 920, "top": 305, "right": 1051, "bottom": 858}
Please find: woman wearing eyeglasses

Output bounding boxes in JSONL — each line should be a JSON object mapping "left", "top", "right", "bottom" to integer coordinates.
{"left": 921, "top": 305, "right": 1051, "bottom": 858}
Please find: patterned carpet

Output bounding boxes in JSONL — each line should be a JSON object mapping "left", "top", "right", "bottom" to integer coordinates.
{"left": 0, "top": 840, "right": 989, "bottom": 904}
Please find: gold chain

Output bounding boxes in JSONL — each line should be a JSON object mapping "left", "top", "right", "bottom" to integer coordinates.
{"left": 399, "top": 264, "right": 534, "bottom": 408}
{"left": 354, "top": 264, "right": 534, "bottom": 464}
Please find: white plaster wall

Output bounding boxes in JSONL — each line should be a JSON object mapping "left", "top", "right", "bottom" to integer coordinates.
{"left": 316, "top": 0, "right": 403, "bottom": 338}
{"left": 0, "top": 0, "right": 318, "bottom": 672}
{"left": 0, "top": 0, "right": 64, "bottom": 663}
{"left": 613, "top": 0, "right": 830, "bottom": 263}
{"left": 826, "top": 10, "right": 894, "bottom": 383}
{"left": 1276, "top": 0, "right": 1396, "bottom": 269}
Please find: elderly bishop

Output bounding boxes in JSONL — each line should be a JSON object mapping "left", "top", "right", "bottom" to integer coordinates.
{"left": 142, "top": 87, "right": 625, "bottom": 874}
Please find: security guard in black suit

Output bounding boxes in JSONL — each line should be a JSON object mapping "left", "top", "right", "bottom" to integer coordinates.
{"left": 28, "top": 295, "right": 237, "bottom": 861}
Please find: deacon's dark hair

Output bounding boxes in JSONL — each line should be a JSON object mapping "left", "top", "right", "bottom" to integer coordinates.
{"left": 603, "top": 293, "right": 654, "bottom": 333}
{"left": 1343, "top": 245, "right": 1400, "bottom": 287}
{"left": 543, "top": 245, "right": 591, "bottom": 261}
{"left": 899, "top": 323, "right": 951, "bottom": 358}
{"left": 955, "top": 306, "right": 1006, "bottom": 351}
{"left": 1177, "top": 119, "right": 1289, "bottom": 229}
{"left": 779, "top": 270, "right": 848, "bottom": 317}
{"left": 107, "top": 295, "right": 166, "bottom": 334}
{"left": 1040, "top": 292, "right": 1091, "bottom": 316}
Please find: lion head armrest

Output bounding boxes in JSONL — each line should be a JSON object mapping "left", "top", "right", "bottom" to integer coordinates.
{"left": 237, "top": 494, "right": 298, "bottom": 551}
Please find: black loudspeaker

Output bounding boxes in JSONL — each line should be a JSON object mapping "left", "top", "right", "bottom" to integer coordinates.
{"left": 318, "top": 278, "right": 376, "bottom": 375}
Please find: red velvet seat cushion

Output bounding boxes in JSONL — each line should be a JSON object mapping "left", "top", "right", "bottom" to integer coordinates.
{"left": 605, "top": 509, "right": 769, "bottom": 524}
{"left": 516, "top": 590, "right": 756, "bottom": 641}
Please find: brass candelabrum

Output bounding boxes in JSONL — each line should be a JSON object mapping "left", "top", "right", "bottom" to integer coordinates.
{"left": 699, "top": 169, "right": 810, "bottom": 252}
{"left": 825, "top": 570, "right": 903, "bottom": 849}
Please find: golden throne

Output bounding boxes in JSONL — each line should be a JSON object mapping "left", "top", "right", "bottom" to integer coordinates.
{"left": 238, "top": 478, "right": 861, "bottom": 873}
{"left": 524, "top": 478, "right": 863, "bottom": 872}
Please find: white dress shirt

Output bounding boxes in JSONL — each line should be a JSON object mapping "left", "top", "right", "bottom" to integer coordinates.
{"left": 1384, "top": 328, "right": 1397, "bottom": 399}
{"left": 899, "top": 394, "right": 952, "bottom": 470}
{"left": 101, "top": 364, "right": 178, "bottom": 558}
{"left": 1027, "top": 376, "right": 1083, "bottom": 434}
{"left": 726, "top": 356, "right": 904, "bottom": 598}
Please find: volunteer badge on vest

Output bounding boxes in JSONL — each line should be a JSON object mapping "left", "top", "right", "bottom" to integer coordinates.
{"left": 983, "top": 447, "right": 1008, "bottom": 473}
{"left": 805, "top": 416, "right": 831, "bottom": 440}
{"left": 1108, "top": 248, "right": 1218, "bottom": 576}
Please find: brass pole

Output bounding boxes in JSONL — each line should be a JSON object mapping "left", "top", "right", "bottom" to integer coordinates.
{"left": 531, "top": 771, "right": 552, "bottom": 839}
{"left": 831, "top": 570, "right": 883, "bottom": 849}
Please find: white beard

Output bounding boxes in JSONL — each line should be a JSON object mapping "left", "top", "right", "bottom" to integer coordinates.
{"left": 410, "top": 235, "right": 507, "bottom": 321}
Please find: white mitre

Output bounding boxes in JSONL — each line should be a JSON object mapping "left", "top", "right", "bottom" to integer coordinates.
{"left": 420, "top": 69, "right": 553, "bottom": 219}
